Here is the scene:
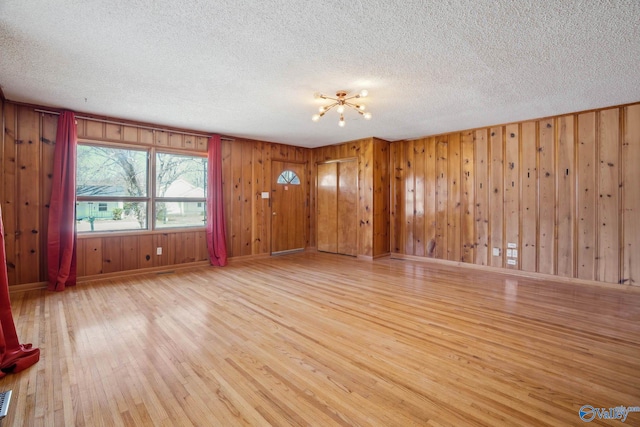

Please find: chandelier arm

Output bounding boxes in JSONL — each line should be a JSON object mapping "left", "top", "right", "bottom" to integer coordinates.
{"left": 319, "top": 94, "right": 339, "bottom": 102}
{"left": 344, "top": 101, "right": 365, "bottom": 110}
{"left": 344, "top": 94, "right": 361, "bottom": 101}
{"left": 322, "top": 101, "right": 339, "bottom": 112}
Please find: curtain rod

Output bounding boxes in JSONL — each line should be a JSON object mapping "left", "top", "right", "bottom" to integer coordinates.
{"left": 34, "top": 108, "right": 234, "bottom": 141}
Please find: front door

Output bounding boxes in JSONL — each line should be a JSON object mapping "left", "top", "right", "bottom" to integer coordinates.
{"left": 271, "top": 161, "right": 306, "bottom": 254}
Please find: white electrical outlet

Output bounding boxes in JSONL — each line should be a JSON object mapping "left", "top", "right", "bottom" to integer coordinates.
{"left": 506, "top": 249, "right": 513, "bottom": 258}
{"left": 507, "top": 259, "right": 517, "bottom": 265}
{"left": 261, "top": 192, "right": 270, "bottom": 199}
{"left": 156, "top": 247, "right": 162, "bottom": 255}
{"left": 492, "top": 247, "right": 501, "bottom": 257}
{"left": 507, "top": 242, "right": 517, "bottom": 249}
{"left": 512, "top": 249, "right": 518, "bottom": 258}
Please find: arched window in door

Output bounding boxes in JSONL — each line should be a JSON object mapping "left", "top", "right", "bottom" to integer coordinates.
{"left": 276, "top": 170, "right": 301, "bottom": 185}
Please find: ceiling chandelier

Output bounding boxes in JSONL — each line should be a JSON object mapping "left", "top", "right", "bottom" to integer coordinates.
{"left": 311, "top": 90, "right": 372, "bottom": 127}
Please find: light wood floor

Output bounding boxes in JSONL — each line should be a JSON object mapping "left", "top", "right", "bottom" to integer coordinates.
{"left": 2, "top": 252, "right": 639, "bottom": 426}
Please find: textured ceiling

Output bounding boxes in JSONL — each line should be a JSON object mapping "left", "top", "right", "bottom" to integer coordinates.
{"left": 1, "top": 0, "right": 639, "bottom": 147}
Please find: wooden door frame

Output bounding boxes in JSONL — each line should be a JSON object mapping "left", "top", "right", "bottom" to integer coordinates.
{"left": 271, "top": 160, "right": 308, "bottom": 255}
{"left": 315, "top": 157, "right": 359, "bottom": 255}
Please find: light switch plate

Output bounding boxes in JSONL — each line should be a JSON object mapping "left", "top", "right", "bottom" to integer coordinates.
{"left": 261, "top": 192, "right": 270, "bottom": 199}
{"left": 507, "top": 242, "right": 517, "bottom": 249}
{"left": 492, "top": 247, "right": 501, "bottom": 256}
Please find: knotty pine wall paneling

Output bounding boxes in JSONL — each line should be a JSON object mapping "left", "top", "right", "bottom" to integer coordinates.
{"left": 489, "top": 127, "right": 504, "bottom": 268}
{"left": 3, "top": 101, "right": 18, "bottom": 285}
{"left": 557, "top": 115, "right": 576, "bottom": 278}
{"left": 538, "top": 119, "right": 556, "bottom": 274}
{"left": 0, "top": 100, "right": 218, "bottom": 285}
{"left": 413, "top": 138, "right": 425, "bottom": 257}
{"left": 3, "top": 104, "right": 45, "bottom": 285}
{"left": 577, "top": 112, "right": 597, "bottom": 280}
{"left": 390, "top": 102, "right": 640, "bottom": 286}
{"left": 40, "top": 113, "right": 57, "bottom": 280}
{"left": 520, "top": 122, "right": 537, "bottom": 272}
{"left": 435, "top": 135, "right": 449, "bottom": 259}
{"left": 252, "top": 140, "right": 271, "bottom": 255}
{"left": 17, "top": 109, "right": 42, "bottom": 284}
{"left": 504, "top": 124, "right": 520, "bottom": 269}
{"left": 390, "top": 141, "right": 403, "bottom": 254}
{"left": 424, "top": 137, "right": 437, "bottom": 258}
{"left": 221, "top": 139, "right": 310, "bottom": 259}
{"left": 311, "top": 137, "right": 390, "bottom": 259}
{"left": 598, "top": 109, "right": 620, "bottom": 284}
{"left": 102, "top": 236, "right": 123, "bottom": 274}
{"left": 122, "top": 235, "right": 140, "bottom": 271}
{"left": 623, "top": 104, "right": 640, "bottom": 285}
{"left": 76, "top": 118, "right": 208, "bottom": 151}
{"left": 474, "top": 130, "right": 489, "bottom": 265}
{"left": 461, "top": 131, "right": 475, "bottom": 263}
{"left": 359, "top": 139, "right": 377, "bottom": 257}
{"left": 3, "top": 102, "right": 289, "bottom": 286}
{"left": 404, "top": 140, "right": 415, "bottom": 255}
{"left": 447, "top": 133, "right": 461, "bottom": 262}
{"left": 373, "top": 138, "right": 390, "bottom": 257}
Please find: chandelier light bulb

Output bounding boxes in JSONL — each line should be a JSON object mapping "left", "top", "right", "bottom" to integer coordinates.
{"left": 363, "top": 112, "right": 372, "bottom": 120}
{"left": 337, "top": 105, "right": 345, "bottom": 114}
{"left": 319, "top": 106, "right": 326, "bottom": 113}
{"left": 312, "top": 114, "right": 320, "bottom": 122}
{"left": 338, "top": 115, "right": 345, "bottom": 127}
{"left": 357, "top": 104, "right": 365, "bottom": 111}
{"left": 359, "top": 89, "right": 368, "bottom": 98}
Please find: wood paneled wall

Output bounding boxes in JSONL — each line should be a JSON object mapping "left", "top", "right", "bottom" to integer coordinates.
{"left": 311, "top": 137, "right": 390, "bottom": 258}
{"left": 391, "top": 103, "right": 640, "bottom": 285}
{"left": 3, "top": 99, "right": 637, "bottom": 287}
{"left": 221, "top": 138, "right": 310, "bottom": 258}
{"left": 2, "top": 103, "right": 48, "bottom": 285}
{"left": 76, "top": 117, "right": 209, "bottom": 151}
{"left": 0, "top": 104, "right": 215, "bottom": 285}
{"left": 0, "top": 102, "right": 312, "bottom": 286}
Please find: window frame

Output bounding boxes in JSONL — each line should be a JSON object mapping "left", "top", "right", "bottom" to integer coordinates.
{"left": 76, "top": 140, "right": 208, "bottom": 234}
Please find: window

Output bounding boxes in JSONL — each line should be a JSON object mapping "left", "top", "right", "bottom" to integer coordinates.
{"left": 76, "top": 143, "right": 207, "bottom": 232}
{"left": 277, "top": 170, "right": 300, "bottom": 185}
{"left": 155, "top": 152, "right": 207, "bottom": 228}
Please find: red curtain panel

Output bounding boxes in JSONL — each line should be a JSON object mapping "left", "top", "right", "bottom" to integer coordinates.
{"left": 0, "top": 205, "right": 40, "bottom": 376}
{"left": 206, "top": 135, "right": 228, "bottom": 266}
{"left": 47, "top": 111, "right": 78, "bottom": 291}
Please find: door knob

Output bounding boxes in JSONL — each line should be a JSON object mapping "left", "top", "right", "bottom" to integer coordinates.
{"left": 272, "top": 212, "right": 276, "bottom": 215}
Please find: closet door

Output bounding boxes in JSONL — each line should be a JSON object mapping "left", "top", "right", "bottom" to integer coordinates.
{"left": 337, "top": 160, "right": 357, "bottom": 256}
{"left": 317, "top": 162, "right": 338, "bottom": 253}
{"left": 317, "top": 160, "right": 357, "bottom": 256}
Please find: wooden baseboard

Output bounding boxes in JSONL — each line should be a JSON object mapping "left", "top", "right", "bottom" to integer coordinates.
{"left": 390, "top": 253, "right": 640, "bottom": 291}
{"left": 77, "top": 261, "right": 212, "bottom": 284}
{"left": 8, "top": 251, "right": 307, "bottom": 294}
{"left": 228, "top": 253, "right": 272, "bottom": 262}
{"left": 9, "top": 261, "right": 213, "bottom": 294}
{"left": 9, "top": 281, "right": 47, "bottom": 294}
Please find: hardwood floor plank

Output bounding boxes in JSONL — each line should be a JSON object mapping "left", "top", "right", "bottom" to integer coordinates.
{"left": 2, "top": 252, "right": 639, "bottom": 426}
